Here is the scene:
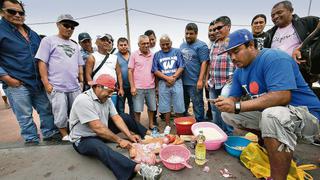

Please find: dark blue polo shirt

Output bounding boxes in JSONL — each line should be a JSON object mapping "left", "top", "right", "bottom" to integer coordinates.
{"left": 0, "top": 18, "right": 43, "bottom": 91}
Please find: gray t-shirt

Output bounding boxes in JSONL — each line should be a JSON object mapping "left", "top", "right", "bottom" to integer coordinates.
{"left": 69, "top": 89, "right": 118, "bottom": 142}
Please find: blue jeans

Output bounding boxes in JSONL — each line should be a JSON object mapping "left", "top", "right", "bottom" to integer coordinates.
{"left": 4, "top": 85, "right": 58, "bottom": 142}
{"left": 183, "top": 85, "right": 204, "bottom": 122}
{"left": 209, "top": 85, "right": 233, "bottom": 135}
{"left": 116, "top": 88, "right": 134, "bottom": 118}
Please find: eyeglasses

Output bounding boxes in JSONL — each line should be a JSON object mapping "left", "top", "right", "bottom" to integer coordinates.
{"left": 61, "top": 23, "right": 75, "bottom": 30}
{"left": 3, "top": 8, "right": 25, "bottom": 16}
{"left": 213, "top": 25, "right": 225, "bottom": 32}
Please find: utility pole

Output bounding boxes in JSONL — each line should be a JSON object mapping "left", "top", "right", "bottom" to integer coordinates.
{"left": 307, "top": 0, "right": 312, "bottom": 16}
{"left": 124, "top": 0, "right": 131, "bottom": 46}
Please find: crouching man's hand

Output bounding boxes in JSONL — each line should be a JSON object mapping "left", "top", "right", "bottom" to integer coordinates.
{"left": 214, "top": 96, "right": 236, "bottom": 113}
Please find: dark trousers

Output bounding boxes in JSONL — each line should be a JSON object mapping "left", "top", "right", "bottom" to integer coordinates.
{"left": 183, "top": 85, "right": 205, "bottom": 122}
{"left": 109, "top": 113, "right": 148, "bottom": 138}
{"left": 73, "top": 113, "right": 147, "bottom": 180}
{"left": 116, "top": 88, "right": 134, "bottom": 118}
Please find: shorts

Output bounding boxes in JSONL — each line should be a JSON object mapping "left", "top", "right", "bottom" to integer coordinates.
{"left": 158, "top": 79, "right": 185, "bottom": 113}
{"left": 222, "top": 105, "right": 319, "bottom": 151}
{"left": 132, "top": 88, "right": 156, "bottom": 112}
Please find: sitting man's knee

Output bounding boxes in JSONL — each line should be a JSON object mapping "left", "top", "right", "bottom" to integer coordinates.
{"left": 260, "top": 106, "right": 291, "bottom": 133}
{"left": 261, "top": 107, "right": 290, "bottom": 124}
{"left": 119, "top": 113, "right": 134, "bottom": 122}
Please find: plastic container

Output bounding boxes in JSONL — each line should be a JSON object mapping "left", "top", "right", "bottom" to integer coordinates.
{"left": 224, "top": 136, "right": 251, "bottom": 158}
{"left": 195, "top": 131, "right": 206, "bottom": 165}
{"left": 191, "top": 122, "right": 227, "bottom": 150}
{"left": 159, "top": 145, "right": 191, "bottom": 171}
{"left": 174, "top": 117, "right": 196, "bottom": 135}
{"left": 163, "top": 126, "right": 171, "bottom": 135}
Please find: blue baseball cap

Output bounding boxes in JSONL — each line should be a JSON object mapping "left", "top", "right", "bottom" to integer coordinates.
{"left": 78, "top": 32, "right": 91, "bottom": 42}
{"left": 219, "top": 29, "right": 254, "bottom": 55}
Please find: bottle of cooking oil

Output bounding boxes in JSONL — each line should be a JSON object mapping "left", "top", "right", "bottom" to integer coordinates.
{"left": 195, "top": 130, "right": 206, "bottom": 165}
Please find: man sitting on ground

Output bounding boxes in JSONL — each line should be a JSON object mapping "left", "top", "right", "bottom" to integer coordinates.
{"left": 69, "top": 74, "right": 154, "bottom": 180}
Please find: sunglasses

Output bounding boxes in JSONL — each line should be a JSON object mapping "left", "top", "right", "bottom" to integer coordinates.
{"left": 61, "top": 23, "right": 75, "bottom": 30}
{"left": 213, "top": 25, "right": 225, "bottom": 32}
{"left": 99, "top": 38, "right": 112, "bottom": 43}
{"left": 3, "top": 8, "right": 25, "bottom": 16}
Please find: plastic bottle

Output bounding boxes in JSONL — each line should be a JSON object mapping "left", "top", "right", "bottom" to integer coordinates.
{"left": 195, "top": 130, "right": 206, "bottom": 165}
{"left": 163, "top": 126, "right": 171, "bottom": 135}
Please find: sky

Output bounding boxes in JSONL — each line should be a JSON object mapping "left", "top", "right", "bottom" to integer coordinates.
{"left": 19, "top": 0, "right": 320, "bottom": 50}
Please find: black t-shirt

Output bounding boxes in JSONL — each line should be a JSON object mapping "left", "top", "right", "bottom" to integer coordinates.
{"left": 253, "top": 32, "right": 268, "bottom": 50}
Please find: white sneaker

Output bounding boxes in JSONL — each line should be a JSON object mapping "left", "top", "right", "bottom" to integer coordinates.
{"left": 62, "top": 135, "right": 70, "bottom": 141}
{"left": 139, "top": 164, "right": 162, "bottom": 179}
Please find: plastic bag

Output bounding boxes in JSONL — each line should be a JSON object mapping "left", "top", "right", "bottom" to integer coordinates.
{"left": 240, "top": 143, "right": 316, "bottom": 180}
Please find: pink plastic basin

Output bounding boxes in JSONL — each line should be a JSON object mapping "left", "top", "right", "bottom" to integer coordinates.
{"left": 191, "top": 122, "right": 228, "bottom": 150}
{"left": 159, "top": 145, "right": 191, "bottom": 171}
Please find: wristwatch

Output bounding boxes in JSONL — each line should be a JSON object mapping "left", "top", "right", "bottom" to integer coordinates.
{"left": 234, "top": 102, "right": 241, "bottom": 114}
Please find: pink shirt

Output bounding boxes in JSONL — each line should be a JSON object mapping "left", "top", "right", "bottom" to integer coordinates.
{"left": 271, "top": 23, "right": 301, "bottom": 56}
{"left": 128, "top": 50, "right": 155, "bottom": 89}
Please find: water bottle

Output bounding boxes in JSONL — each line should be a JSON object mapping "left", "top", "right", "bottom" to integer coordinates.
{"left": 163, "top": 126, "right": 171, "bottom": 135}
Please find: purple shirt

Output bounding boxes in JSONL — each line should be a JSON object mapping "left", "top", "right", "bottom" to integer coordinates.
{"left": 35, "top": 35, "right": 84, "bottom": 92}
{"left": 128, "top": 50, "right": 155, "bottom": 89}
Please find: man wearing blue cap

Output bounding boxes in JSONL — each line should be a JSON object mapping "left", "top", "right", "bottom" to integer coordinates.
{"left": 78, "top": 32, "right": 94, "bottom": 63}
{"left": 212, "top": 29, "right": 320, "bottom": 180}
{"left": 78, "top": 32, "right": 94, "bottom": 91}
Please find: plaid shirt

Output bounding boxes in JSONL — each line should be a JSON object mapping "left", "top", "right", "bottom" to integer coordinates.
{"left": 208, "top": 41, "right": 235, "bottom": 89}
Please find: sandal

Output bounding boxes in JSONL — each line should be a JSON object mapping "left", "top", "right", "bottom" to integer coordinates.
{"left": 149, "top": 126, "right": 159, "bottom": 132}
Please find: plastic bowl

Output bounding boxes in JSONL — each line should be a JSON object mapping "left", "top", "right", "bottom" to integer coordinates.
{"left": 174, "top": 117, "right": 196, "bottom": 135}
{"left": 191, "top": 122, "right": 227, "bottom": 150}
{"left": 159, "top": 145, "right": 191, "bottom": 171}
{"left": 224, "top": 136, "right": 251, "bottom": 158}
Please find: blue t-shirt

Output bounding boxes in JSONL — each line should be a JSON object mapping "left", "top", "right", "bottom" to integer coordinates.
{"left": 180, "top": 40, "right": 209, "bottom": 85}
{"left": 230, "top": 48, "right": 320, "bottom": 118}
{"left": 151, "top": 48, "right": 184, "bottom": 78}
{"left": 80, "top": 49, "right": 90, "bottom": 63}
{"left": 116, "top": 52, "right": 130, "bottom": 88}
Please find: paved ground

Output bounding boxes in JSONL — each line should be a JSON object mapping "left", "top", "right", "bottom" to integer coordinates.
{"left": 0, "top": 98, "right": 319, "bottom": 179}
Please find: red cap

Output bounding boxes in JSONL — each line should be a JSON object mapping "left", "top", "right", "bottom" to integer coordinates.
{"left": 91, "top": 74, "right": 116, "bottom": 90}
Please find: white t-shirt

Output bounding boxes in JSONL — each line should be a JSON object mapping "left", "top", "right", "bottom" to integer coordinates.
{"left": 150, "top": 46, "right": 160, "bottom": 53}
{"left": 271, "top": 23, "right": 301, "bottom": 56}
{"left": 92, "top": 51, "right": 118, "bottom": 81}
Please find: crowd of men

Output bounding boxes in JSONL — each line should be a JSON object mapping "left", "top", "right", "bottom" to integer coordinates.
{"left": 1, "top": 0, "right": 320, "bottom": 179}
